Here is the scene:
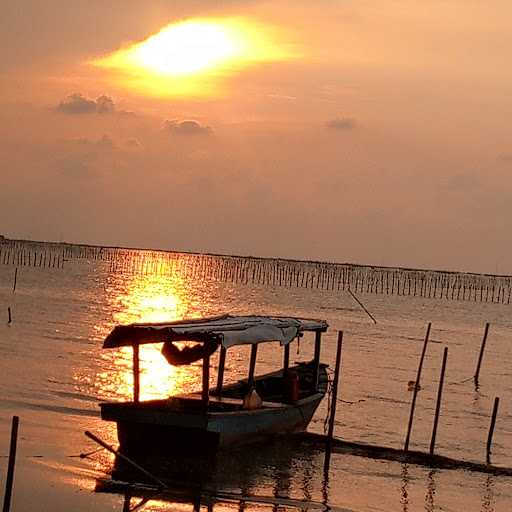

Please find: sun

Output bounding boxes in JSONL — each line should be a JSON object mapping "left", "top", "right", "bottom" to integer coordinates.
{"left": 93, "top": 17, "right": 297, "bottom": 97}
{"left": 127, "top": 21, "right": 242, "bottom": 76}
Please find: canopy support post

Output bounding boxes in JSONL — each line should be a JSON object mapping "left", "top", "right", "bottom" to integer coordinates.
{"left": 216, "top": 346, "right": 227, "bottom": 396}
{"left": 202, "top": 352, "right": 210, "bottom": 409}
{"left": 248, "top": 344, "right": 258, "bottom": 388}
{"left": 283, "top": 343, "right": 290, "bottom": 374}
{"left": 132, "top": 344, "right": 140, "bottom": 403}
{"left": 313, "top": 331, "right": 322, "bottom": 391}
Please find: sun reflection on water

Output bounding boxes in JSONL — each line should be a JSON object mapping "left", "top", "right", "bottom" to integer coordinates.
{"left": 96, "top": 265, "right": 203, "bottom": 401}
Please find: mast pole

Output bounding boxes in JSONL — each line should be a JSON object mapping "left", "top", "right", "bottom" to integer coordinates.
{"left": 313, "top": 331, "right": 322, "bottom": 391}
{"left": 132, "top": 344, "right": 140, "bottom": 403}
{"left": 248, "top": 344, "right": 258, "bottom": 388}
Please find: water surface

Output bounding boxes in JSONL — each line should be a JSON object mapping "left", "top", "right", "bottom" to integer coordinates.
{"left": 1, "top": 243, "right": 512, "bottom": 511}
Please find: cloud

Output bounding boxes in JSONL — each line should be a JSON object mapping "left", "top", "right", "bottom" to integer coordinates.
{"left": 164, "top": 119, "right": 212, "bottom": 136}
{"left": 63, "top": 134, "right": 116, "bottom": 150}
{"left": 443, "top": 171, "right": 480, "bottom": 191}
{"left": 55, "top": 134, "right": 116, "bottom": 176}
{"left": 498, "top": 153, "right": 512, "bottom": 162}
{"left": 56, "top": 93, "right": 116, "bottom": 114}
{"left": 126, "top": 138, "right": 142, "bottom": 149}
{"left": 326, "top": 117, "right": 356, "bottom": 131}
{"left": 96, "top": 134, "right": 115, "bottom": 149}
{"left": 56, "top": 154, "right": 93, "bottom": 176}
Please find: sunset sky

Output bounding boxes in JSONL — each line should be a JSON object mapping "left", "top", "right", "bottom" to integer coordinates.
{"left": 2, "top": 1, "right": 512, "bottom": 273}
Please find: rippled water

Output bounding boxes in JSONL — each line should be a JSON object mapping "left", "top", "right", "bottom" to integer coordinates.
{"left": 1, "top": 245, "right": 512, "bottom": 511}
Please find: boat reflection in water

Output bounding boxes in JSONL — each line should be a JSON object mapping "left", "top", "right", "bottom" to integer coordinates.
{"left": 96, "top": 434, "right": 330, "bottom": 512}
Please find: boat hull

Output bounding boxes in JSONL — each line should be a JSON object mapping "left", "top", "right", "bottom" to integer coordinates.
{"left": 102, "top": 364, "right": 328, "bottom": 454}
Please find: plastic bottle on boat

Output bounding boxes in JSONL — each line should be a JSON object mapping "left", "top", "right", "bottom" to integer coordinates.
{"left": 243, "top": 388, "right": 263, "bottom": 410}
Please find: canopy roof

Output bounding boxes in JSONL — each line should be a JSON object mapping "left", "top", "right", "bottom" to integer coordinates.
{"left": 103, "top": 314, "right": 328, "bottom": 349}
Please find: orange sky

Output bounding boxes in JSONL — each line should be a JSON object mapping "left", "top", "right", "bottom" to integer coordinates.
{"left": 1, "top": 1, "right": 512, "bottom": 273}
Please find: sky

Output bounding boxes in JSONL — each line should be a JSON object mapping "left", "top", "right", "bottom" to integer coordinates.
{"left": 1, "top": 1, "right": 512, "bottom": 274}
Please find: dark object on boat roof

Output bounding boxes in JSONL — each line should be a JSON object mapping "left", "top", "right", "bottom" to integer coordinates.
{"left": 161, "top": 339, "right": 219, "bottom": 366}
{"left": 99, "top": 314, "right": 330, "bottom": 453}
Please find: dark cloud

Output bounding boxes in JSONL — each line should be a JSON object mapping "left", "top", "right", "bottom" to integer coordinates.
{"left": 96, "top": 95, "right": 115, "bottom": 114}
{"left": 164, "top": 119, "right": 212, "bottom": 136}
{"left": 56, "top": 93, "right": 115, "bottom": 114}
{"left": 326, "top": 117, "right": 356, "bottom": 131}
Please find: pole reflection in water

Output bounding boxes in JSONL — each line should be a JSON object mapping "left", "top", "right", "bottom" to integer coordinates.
{"left": 481, "top": 474, "right": 495, "bottom": 512}
{"left": 424, "top": 470, "right": 436, "bottom": 512}
{"left": 400, "top": 464, "right": 409, "bottom": 512}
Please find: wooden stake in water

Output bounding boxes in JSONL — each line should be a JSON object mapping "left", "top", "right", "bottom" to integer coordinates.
{"left": 7, "top": 307, "right": 12, "bottom": 325}
{"left": 429, "top": 347, "right": 448, "bottom": 455}
{"left": 474, "top": 323, "right": 490, "bottom": 389}
{"left": 486, "top": 397, "right": 500, "bottom": 465}
{"left": 324, "top": 331, "right": 343, "bottom": 471}
{"left": 12, "top": 268, "right": 17, "bottom": 294}
{"left": 2, "top": 416, "right": 19, "bottom": 512}
{"left": 404, "top": 322, "right": 431, "bottom": 452}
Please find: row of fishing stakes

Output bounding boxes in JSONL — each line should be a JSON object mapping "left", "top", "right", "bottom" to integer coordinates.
{"left": 3, "top": 240, "right": 512, "bottom": 303}
{"left": 104, "top": 251, "right": 512, "bottom": 305}
{"left": 0, "top": 246, "right": 64, "bottom": 269}
{"left": 404, "top": 322, "right": 500, "bottom": 464}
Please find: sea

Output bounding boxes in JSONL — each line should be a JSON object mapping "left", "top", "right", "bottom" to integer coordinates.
{"left": 1, "top": 241, "right": 512, "bottom": 511}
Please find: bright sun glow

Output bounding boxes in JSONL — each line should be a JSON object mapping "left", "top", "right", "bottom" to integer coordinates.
{"left": 131, "top": 22, "right": 241, "bottom": 76}
{"left": 93, "top": 17, "right": 297, "bottom": 97}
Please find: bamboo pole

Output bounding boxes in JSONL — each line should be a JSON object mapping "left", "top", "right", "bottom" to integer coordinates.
{"left": 12, "top": 268, "right": 17, "bottom": 294}
{"left": 312, "top": 331, "right": 322, "bottom": 391}
{"left": 247, "top": 344, "right": 258, "bottom": 388}
{"left": 404, "top": 322, "right": 431, "bottom": 452}
{"left": 324, "top": 331, "right": 343, "bottom": 471}
{"left": 202, "top": 352, "right": 210, "bottom": 408}
{"left": 84, "top": 431, "right": 166, "bottom": 488}
{"left": 132, "top": 345, "right": 140, "bottom": 403}
{"left": 283, "top": 343, "right": 290, "bottom": 374}
{"left": 347, "top": 288, "right": 377, "bottom": 324}
{"left": 486, "top": 397, "right": 500, "bottom": 465}
{"left": 2, "top": 416, "right": 19, "bottom": 512}
{"left": 215, "top": 347, "right": 226, "bottom": 396}
{"left": 474, "top": 323, "right": 490, "bottom": 388}
{"left": 429, "top": 347, "right": 448, "bottom": 455}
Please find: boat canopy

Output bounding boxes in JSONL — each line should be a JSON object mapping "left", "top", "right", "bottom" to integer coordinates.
{"left": 103, "top": 314, "right": 328, "bottom": 349}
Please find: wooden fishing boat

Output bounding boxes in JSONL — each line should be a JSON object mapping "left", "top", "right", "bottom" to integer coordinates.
{"left": 100, "top": 314, "right": 329, "bottom": 453}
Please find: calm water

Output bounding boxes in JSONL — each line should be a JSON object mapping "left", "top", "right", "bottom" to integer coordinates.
{"left": 1, "top": 244, "right": 512, "bottom": 511}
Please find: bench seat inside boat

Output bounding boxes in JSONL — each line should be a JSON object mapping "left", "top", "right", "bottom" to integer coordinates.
{"left": 171, "top": 393, "right": 284, "bottom": 411}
